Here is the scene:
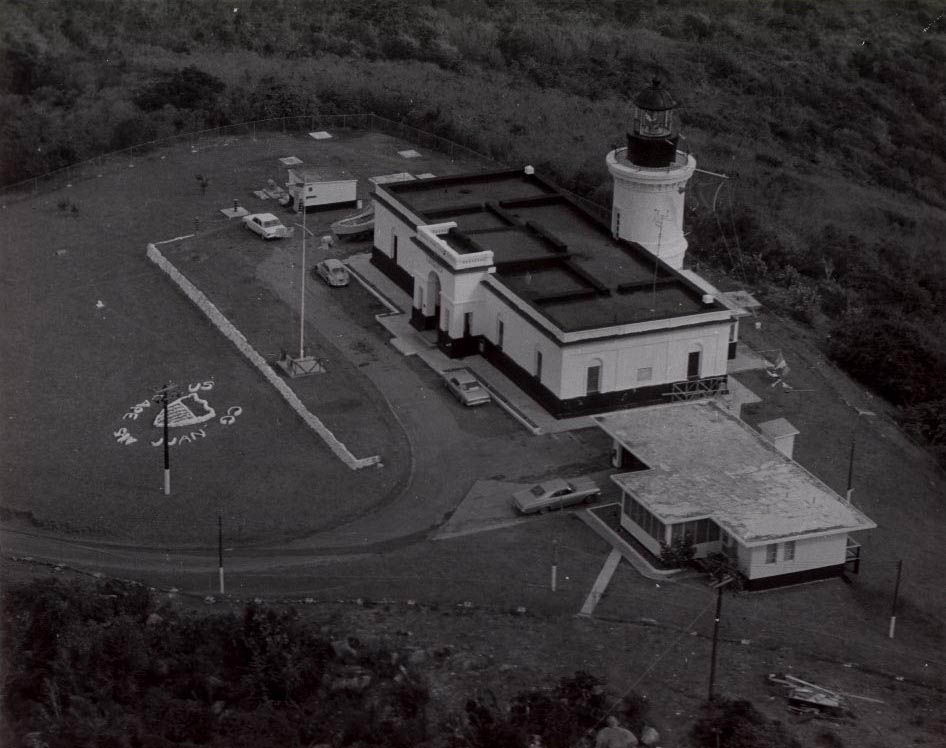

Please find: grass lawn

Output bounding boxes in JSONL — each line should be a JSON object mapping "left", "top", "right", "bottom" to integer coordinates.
{"left": 0, "top": 129, "right": 485, "bottom": 546}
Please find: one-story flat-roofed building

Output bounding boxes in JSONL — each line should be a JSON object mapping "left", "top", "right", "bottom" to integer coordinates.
{"left": 595, "top": 402, "right": 876, "bottom": 590}
{"left": 369, "top": 79, "right": 746, "bottom": 417}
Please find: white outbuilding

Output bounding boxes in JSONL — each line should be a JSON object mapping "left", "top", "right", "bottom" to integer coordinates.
{"left": 596, "top": 402, "right": 875, "bottom": 590}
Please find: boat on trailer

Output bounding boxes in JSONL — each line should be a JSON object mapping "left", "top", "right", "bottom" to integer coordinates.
{"left": 331, "top": 205, "right": 374, "bottom": 239}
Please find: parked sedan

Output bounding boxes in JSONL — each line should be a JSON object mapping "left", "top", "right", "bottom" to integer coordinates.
{"left": 242, "top": 212, "right": 292, "bottom": 240}
{"left": 445, "top": 368, "right": 491, "bottom": 407}
{"left": 313, "top": 259, "right": 350, "bottom": 287}
{"left": 512, "top": 477, "right": 600, "bottom": 514}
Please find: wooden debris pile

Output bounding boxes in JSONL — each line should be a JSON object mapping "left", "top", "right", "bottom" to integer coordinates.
{"left": 766, "top": 673, "right": 883, "bottom": 718}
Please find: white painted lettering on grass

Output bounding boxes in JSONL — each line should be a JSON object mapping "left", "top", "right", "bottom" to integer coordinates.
{"left": 113, "top": 379, "right": 241, "bottom": 449}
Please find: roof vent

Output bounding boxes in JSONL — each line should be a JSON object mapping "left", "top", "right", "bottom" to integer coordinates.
{"left": 702, "top": 293, "right": 715, "bottom": 304}
{"left": 524, "top": 165, "right": 535, "bottom": 175}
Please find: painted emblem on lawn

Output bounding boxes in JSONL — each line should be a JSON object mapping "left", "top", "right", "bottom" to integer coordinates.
{"left": 112, "top": 380, "right": 242, "bottom": 448}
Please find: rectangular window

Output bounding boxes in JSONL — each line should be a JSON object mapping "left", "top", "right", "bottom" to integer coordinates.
{"left": 687, "top": 351, "right": 701, "bottom": 380}
{"left": 765, "top": 544, "right": 778, "bottom": 564}
{"left": 637, "top": 367, "right": 653, "bottom": 382}
{"left": 729, "top": 322, "right": 737, "bottom": 342}
{"left": 587, "top": 364, "right": 601, "bottom": 395}
{"left": 392, "top": 232, "right": 398, "bottom": 262}
{"left": 783, "top": 541, "right": 796, "bottom": 561}
{"left": 497, "top": 320, "right": 504, "bottom": 349}
{"left": 614, "top": 210, "right": 621, "bottom": 237}
{"left": 464, "top": 312, "right": 472, "bottom": 338}
{"left": 693, "top": 519, "right": 709, "bottom": 543}
{"left": 625, "top": 497, "right": 664, "bottom": 542}
{"left": 535, "top": 350, "right": 543, "bottom": 380}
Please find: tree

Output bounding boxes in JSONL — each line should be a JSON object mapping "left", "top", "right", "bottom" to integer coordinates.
{"left": 133, "top": 65, "right": 225, "bottom": 112}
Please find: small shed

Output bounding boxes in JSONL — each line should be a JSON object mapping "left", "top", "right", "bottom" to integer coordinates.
{"left": 758, "top": 417, "right": 799, "bottom": 459}
{"left": 286, "top": 167, "right": 358, "bottom": 212}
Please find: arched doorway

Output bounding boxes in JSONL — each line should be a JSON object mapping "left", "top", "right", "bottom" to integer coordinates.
{"left": 424, "top": 271, "right": 441, "bottom": 331}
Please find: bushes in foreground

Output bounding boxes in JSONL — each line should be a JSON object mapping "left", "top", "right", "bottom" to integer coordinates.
{"left": 5, "top": 579, "right": 755, "bottom": 748}
{"left": 0, "top": 578, "right": 428, "bottom": 747}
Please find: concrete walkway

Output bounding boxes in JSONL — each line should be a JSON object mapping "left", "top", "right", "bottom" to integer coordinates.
{"left": 579, "top": 548, "right": 622, "bottom": 617}
{"left": 575, "top": 507, "right": 680, "bottom": 582}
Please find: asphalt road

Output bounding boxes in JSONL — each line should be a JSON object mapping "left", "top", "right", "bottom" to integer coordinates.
{"left": 1, "top": 200, "right": 611, "bottom": 584}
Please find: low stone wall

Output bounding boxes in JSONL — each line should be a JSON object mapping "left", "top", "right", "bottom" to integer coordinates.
{"left": 147, "top": 243, "right": 381, "bottom": 470}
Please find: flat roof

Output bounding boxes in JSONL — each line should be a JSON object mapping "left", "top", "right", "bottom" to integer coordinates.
{"left": 759, "top": 417, "right": 799, "bottom": 439}
{"left": 595, "top": 403, "right": 875, "bottom": 546}
{"left": 384, "top": 169, "right": 728, "bottom": 331}
{"left": 287, "top": 166, "right": 355, "bottom": 182}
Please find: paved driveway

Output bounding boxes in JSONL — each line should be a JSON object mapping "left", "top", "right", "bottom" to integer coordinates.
{"left": 252, "top": 239, "right": 613, "bottom": 548}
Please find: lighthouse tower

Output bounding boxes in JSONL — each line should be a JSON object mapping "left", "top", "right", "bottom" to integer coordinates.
{"left": 606, "top": 78, "right": 696, "bottom": 270}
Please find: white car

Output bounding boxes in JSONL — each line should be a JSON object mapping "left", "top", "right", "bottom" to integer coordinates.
{"left": 314, "top": 259, "right": 350, "bottom": 287}
{"left": 512, "top": 477, "right": 600, "bottom": 514}
{"left": 445, "top": 368, "right": 490, "bottom": 407}
{"left": 242, "top": 213, "right": 291, "bottom": 240}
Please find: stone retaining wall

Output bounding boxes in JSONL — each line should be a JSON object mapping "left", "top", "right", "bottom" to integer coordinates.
{"left": 147, "top": 242, "right": 381, "bottom": 470}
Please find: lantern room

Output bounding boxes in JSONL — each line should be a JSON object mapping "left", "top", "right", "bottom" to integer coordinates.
{"left": 627, "top": 78, "right": 680, "bottom": 168}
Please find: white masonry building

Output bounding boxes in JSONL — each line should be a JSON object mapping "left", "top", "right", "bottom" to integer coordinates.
{"left": 370, "top": 79, "right": 741, "bottom": 417}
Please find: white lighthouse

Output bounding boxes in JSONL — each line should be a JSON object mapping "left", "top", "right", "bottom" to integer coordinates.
{"left": 606, "top": 78, "right": 696, "bottom": 270}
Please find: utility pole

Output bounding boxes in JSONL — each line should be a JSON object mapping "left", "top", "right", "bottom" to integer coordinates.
{"left": 889, "top": 559, "right": 903, "bottom": 639}
{"left": 846, "top": 408, "right": 876, "bottom": 503}
{"left": 153, "top": 383, "right": 182, "bottom": 496}
{"left": 845, "top": 434, "right": 857, "bottom": 503}
{"left": 551, "top": 538, "right": 558, "bottom": 592}
{"left": 299, "top": 206, "right": 308, "bottom": 360}
{"left": 218, "top": 514, "right": 225, "bottom": 595}
{"left": 707, "top": 576, "right": 733, "bottom": 701}
{"left": 293, "top": 207, "right": 315, "bottom": 360}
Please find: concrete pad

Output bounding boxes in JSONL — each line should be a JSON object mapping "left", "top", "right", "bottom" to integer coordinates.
{"left": 252, "top": 190, "right": 269, "bottom": 200}
{"left": 309, "top": 131, "right": 333, "bottom": 140}
{"left": 398, "top": 149, "right": 422, "bottom": 159}
{"left": 723, "top": 376, "right": 761, "bottom": 418}
{"left": 279, "top": 156, "right": 303, "bottom": 166}
{"left": 220, "top": 207, "right": 249, "bottom": 218}
{"left": 728, "top": 343, "right": 774, "bottom": 373}
{"left": 431, "top": 479, "right": 528, "bottom": 540}
{"left": 416, "top": 172, "right": 436, "bottom": 179}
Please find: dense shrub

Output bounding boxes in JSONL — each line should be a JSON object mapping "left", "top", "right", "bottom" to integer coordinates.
{"left": 450, "top": 671, "right": 648, "bottom": 748}
{"left": 659, "top": 534, "right": 696, "bottom": 568}
{"left": 827, "top": 313, "right": 946, "bottom": 407}
{"left": 0, "top": 579, "right": 426, "bottom": 747}
{"left": 133, "top": 66, "right": 226, "bottom": 112}
{"left": 691, "top": 698, "right": 800, "bottom": 748}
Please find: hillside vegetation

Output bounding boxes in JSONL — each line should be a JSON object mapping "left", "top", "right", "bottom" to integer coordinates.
{"left": 1, "top": 0, "right": 944, "bottom": 460}
{"left": 1, "top": 577, "right": 808, "bottom": 747}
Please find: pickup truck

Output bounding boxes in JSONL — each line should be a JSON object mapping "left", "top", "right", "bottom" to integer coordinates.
{"left": 512, "top": 477, "right": 600, "bottom": 514}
